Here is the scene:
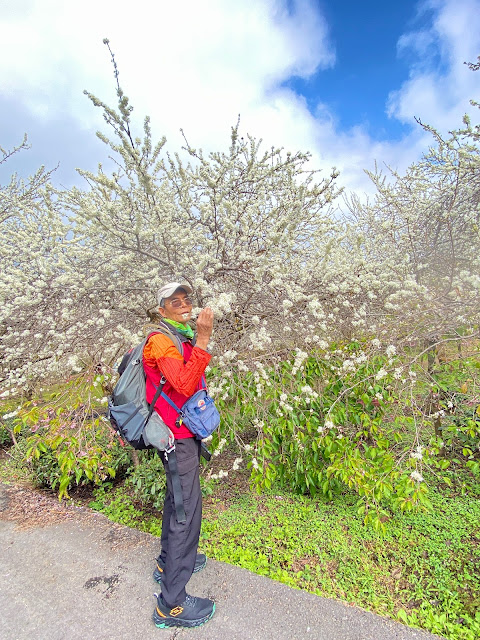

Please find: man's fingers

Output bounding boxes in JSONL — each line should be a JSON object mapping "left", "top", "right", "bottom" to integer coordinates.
{"left": 198, "top": 308, "right": 214, "bottom": 326}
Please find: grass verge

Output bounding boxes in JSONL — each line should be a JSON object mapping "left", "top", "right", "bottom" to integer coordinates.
{"left": 85, "top": 471, "right": 480, "bottom": 640}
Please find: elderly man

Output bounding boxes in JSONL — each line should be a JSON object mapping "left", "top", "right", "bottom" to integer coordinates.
{"left": 143, "top": 282, "right": 215, "bottom": 629}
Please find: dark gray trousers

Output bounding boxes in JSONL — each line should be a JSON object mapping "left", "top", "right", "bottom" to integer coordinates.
{"left": 159, "top": 437, "right": 202, "bottom": 607}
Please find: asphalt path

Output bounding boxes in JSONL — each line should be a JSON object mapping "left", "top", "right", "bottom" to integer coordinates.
{"left": 0, "top": 483, "right": 445, "bottom": 640}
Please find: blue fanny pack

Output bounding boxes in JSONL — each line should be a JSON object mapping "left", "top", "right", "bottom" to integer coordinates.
{"left": 161, "top": 388, "right": 220, "bottom": 439}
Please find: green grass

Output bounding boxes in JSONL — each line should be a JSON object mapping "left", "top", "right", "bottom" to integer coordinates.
{"left": 88, "top": 484, "right": 163, "bottom": 537}
{"left": 87, "top": 478, "right": 480, "bottom": 640}
{"left": 200, "top": 487, "right": 480, "bottom": 640}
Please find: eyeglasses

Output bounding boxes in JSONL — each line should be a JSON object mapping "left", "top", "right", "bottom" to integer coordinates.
{"left": 168, "top": 297, "right": 193, "bottom": 308}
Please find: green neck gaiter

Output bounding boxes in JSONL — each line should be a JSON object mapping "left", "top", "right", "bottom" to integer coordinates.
{"left": 163, "top": 317, "right": 194, "bottom": 339}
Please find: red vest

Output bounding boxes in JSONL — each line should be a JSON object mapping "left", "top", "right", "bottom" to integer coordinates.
{"left": 143, "top": 339, "right": 205, "bottom": 439}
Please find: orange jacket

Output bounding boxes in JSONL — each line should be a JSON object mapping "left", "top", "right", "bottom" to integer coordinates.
{"left": 143, "top": 330, "right": 211, "bottom": 439}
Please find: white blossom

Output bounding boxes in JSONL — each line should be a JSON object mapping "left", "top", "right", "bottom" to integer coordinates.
{"left": 410, "top": 470, "right": 424, "bottom": 483}
{"left": 410, "top": 445, "right": 424, "bottom": 460}
{"left": 2, "top": 410, "right": 18, "bottom": 419}
{"left": 213, "top": 438, "right": 227, "bottom": 457}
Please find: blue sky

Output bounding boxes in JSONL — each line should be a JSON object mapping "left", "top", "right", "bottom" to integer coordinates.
{"left": 285, "top": 1, "right": 428, "bottom": 138}
{"left": 1, "top": 0, "right": 479, "bottom": 196}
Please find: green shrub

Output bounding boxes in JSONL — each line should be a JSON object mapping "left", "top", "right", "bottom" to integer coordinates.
{"left": 17, "top": 373, "right": 131, "bottom": 497}
{"left": 0, "top": 422, "right": 13, "bottom": 446}
{"left": 0, "top": 401, "right": 28, "bottom": 447}
{"left": 125, "top": 450, "right": 166, "bottom": 509}
{"left": 240, "top": 342, "right": 480, "bottom": 532}
{"left": 26, "top": 423, "right": 129, "bottom": 496}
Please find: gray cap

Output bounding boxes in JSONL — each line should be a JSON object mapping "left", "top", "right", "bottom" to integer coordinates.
{"left": 157, "top": 281, "right": 193, "bottom": 306}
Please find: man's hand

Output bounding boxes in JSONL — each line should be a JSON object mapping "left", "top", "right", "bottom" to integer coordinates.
{"left": 195, "top": 307, "right": 214, "bottom": 350}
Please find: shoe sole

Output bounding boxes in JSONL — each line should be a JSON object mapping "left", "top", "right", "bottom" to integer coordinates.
{"left": 153, "top": 603, "right": 215, "bottom": 628}
{"left": 153, "top": 557, "right": 207, "bottom": 584}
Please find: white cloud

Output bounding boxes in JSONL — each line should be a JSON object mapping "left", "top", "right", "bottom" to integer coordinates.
{"left": 1, "top": 1, "right": 336, "bottom": 147}
{"left": 387, "top": 0, "right": 480, "bottom": 132}
{"left": 0, "top": 1, "right": 333, "bottom": 122}
{"left": 1, "top": 0, "right": 479, "bottom": 198}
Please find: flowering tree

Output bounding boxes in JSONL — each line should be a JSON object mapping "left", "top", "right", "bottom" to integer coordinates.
{"left": 63, "top": 93, "right": 344, "bottom": 358}
{"left": 1, "top": 61, "right": 348, "bottom": 397}
{"left": 346, "top": 127, "right": 480, "bottom": 350}
{"left": 6, "top": 50, "right": 478, "bottom": 390}
{"left": 0, "top": 137, "right": 65, "bottom": 392}
{"left": 345, "top": 57, "right": 480, "bottom": 352}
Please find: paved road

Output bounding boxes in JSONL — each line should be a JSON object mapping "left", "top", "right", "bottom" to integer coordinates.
{"left": 0, "top": 483, "right": 444, "bottom": 640}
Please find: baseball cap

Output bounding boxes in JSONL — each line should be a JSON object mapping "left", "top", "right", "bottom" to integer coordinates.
{"left": 157, "top": 282, "right": 193, "bottom": 306}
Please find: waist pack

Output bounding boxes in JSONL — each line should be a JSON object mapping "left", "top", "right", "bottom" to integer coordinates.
{"left": 161, "top": 388, "right": 220, "bottom": 439}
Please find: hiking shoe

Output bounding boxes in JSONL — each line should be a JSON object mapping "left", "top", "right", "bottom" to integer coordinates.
{"left": 153, "top": 593, "right": 215, "bottom": 628}
{"left": 153, "top": 553, "right": 207, "bottom": 584}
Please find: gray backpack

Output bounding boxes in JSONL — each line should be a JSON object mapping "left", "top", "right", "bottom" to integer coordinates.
{"left": 108, "top": 326, "right": 187, "bottom": 523}
{"left": 108, "top": 327, "right": 181, "bottom": 450}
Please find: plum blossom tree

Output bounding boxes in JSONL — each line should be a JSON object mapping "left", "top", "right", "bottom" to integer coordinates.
{"left": 345, "top": 78, "right": 480, "bottom": 352}
{"left": 0, "top": 69, "right": 346, "bottom": 393}
{"left": 59, "top": 66, "right": 347, "bottom": 367}
{"left": 2, "top": 54, "right": 480, "bottom": 394}
{"left": 0, "top": 137, "right": 66, "bottom": 392}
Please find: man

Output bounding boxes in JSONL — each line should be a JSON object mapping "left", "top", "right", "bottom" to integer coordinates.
{"left": 143, "top": 281, "right": 215, "bottom": 629}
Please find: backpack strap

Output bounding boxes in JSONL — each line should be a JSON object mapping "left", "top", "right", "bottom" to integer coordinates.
{"left": 159, "top": 392, "right": 182, "bottom": 414}
{"left": 164, "top": 447, "right": 186, "bottom": 524}
{"left": 159, "top": 378, "right": 207, "bottom": 416}
{"left": 155, "top": 323, "right": 185, "bottom": 354}
{"left": 146, "top": 376, "right": 166, "bottom": 421}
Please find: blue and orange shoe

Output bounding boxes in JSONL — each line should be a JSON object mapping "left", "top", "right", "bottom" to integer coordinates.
{"left": 153, "top": 593, "right": 215, "bottom": 628}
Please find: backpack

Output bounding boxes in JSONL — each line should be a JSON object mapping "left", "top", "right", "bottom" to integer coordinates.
{"left": 108, "top": 327, "right": 181, "bottom": 451}
{"left": 108, "top": 326, "right": 187, "bottom": 523}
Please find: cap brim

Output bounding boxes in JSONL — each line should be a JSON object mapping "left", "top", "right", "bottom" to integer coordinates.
{"left": 161, "top": 282, "right": 193, "bottom": 299}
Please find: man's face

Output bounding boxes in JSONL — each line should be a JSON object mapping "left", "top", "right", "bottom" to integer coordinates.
{"left": 160, "top": 289, "right": 193, "bottom": 323}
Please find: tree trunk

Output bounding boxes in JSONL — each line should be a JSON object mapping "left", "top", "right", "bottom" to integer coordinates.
{"left": 130, "top": 449, "right": 140, "bottom": 468}
{"left": 425, "top": 337, "right": 437, "bottom": 374}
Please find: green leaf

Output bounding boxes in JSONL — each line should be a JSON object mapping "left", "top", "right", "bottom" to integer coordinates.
{"left": 397, "top": 609, "right": 409, "bottom": 624}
